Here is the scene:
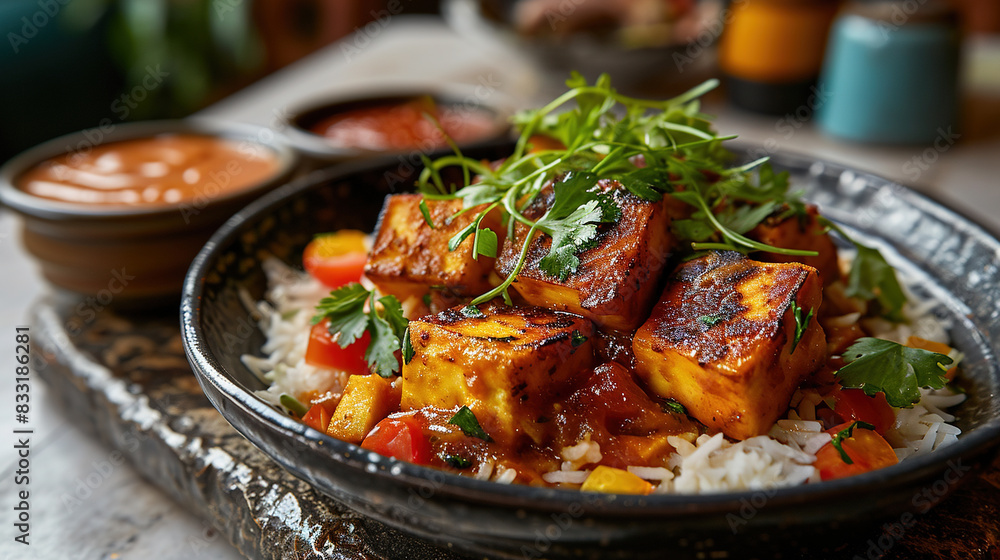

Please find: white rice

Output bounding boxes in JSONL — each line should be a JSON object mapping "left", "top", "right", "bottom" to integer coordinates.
{"left": 244, "top": 258, "right": 349, "bottom": 408}
{"left": 245, "top": 257, "right": 967, "bottom": 494}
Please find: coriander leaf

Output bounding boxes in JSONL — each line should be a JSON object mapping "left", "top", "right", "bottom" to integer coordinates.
{"left": 571, "top": 330, "right": 588, "bottom": 347}
{"left": 461, "top": 305, "right": 484, "bottom": 318}
{"left": 443, "top": 455, "right": 472, "bottom": 469}
{"left": 312, "top": 283, "right": 370, "bottom": 346}
{"left": 836, "top": 338, "right": 953, "bottom": 408}
{"left": 378, "top": 295, "right": 408, "bottom": 342}
{"left": 537, "top": 199, "right": 605, "bottom": 280}
{"left": 716, "top": 201, "right": 777, "bottom": 235}
{"left": 846, "top": 245, "right": 907, "bottom": 322}
{"left": 402, "top": 327, "right": 415, "bottom": 365}
{"left": 535, "top": 172, "right": 619, "bottom": 280}
{"left": 672, "top": 218, "right": 716, "bottom": 242}
{"left": 448, "top": 406, "right": 493, "bottom": 442}
{"left": 617, "top": 167, "right": 670, "bottom": 201}
{"left": 698, "top": 314, "right": 725, "bottom": 328}
{"left": 280, "top": 393, "right": 309, "bottom": 417}
{"left": 419, "top": 198, "right": 435, "bottom": 229}
{"left": 366, "top": 302, "right": 402, "bottom": 378}
{"left": 789, "top": 300, "right": 813, "bottom": 353}
{"left": 475, "top": 227, "right": 498, "bottom": 259}
{"left": 661, "top": 399, "right": 688, "bottom": 415}
{"left": 830, "top": 420, "right": 876, "bottom": 464}
{"left": 818, "top": 217, "right": 908, "bottom": 322}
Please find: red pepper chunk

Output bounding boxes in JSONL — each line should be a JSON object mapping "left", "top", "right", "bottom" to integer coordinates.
{"left": 816, "top": 421, "right": 898, "bottom": 481}
{"left": 361, "top": 417, "right": 432, "bottom": 466}
{"left": 834, "top": 388, "right": 896, "bottom": 435}
{"left": 301, "top": 404, "right": 332, "bottom": 433}
{"left": 305, "top": 320, "right": 371, "bottom": 376}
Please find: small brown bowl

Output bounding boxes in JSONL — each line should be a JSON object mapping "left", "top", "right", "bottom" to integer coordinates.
{"left": 0, "top": 119, "right": 299, "bottom": 306}
{"left": 282, "top": 85, "right": 513, "bottom": 165}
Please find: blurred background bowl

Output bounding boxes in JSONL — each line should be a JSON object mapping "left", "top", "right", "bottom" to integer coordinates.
{"left": 443, "top": 0, "right": 724, "bottom": 94}
{"left": 283, "top": 85, "right": 514, "bottom": 166}
{"left": 0, "top": 119, "right": 298, "bottom": 306}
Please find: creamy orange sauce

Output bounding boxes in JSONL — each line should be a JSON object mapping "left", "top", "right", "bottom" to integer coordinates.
{"left": 17, "top": 134, "right": 278, "bottom": 206}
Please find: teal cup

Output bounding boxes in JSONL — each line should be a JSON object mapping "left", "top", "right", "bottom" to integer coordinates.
{"left": 817, "top": 2, "right": 960, "bottom": 144}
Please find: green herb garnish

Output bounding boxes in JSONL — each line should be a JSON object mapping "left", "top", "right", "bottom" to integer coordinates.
{"left": 571, "top": 330, "right": 588, "bottom": 348}
{"left": 443, "top": 455, "right": 472, "bottom": 469}
{"left": 789, "top": 300, "right": 813, "bottom": 353}
{"left": 402, "top": 327, "right": 415, "bottom": 365}
{"left": 831, "top": 420, "right": 876, "bottom": 464}
{"left": 312, "top": 283, "right": 408, "bottom": 377}
{"left": 448, "top": 406, "right": 493, "bottom": 442}
{"left": 662, "top": 399, "right": 688, "bottom": 415}
{"left": 835, "top": 338, "right": 953, "bottom": 408}
{"left": 819, "top": 218, "right": 907, "bottom": 322}
{"left": 280, "top": 393, "right": 308, "bottom": 417}
{"left": 416, "top": 73, "right": 816, "bottom": 305}
{"left": 419, "top": 198, "right": 435, "bottom": 229}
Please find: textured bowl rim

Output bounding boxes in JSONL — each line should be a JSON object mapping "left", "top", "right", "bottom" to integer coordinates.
{"left": 280, "top": 83, "right": 515, "bottom": 161}
{"left": 181, "top": 146, "right": 1000, "bottom": 518}
{"left": 0, "top": 118, "right": 299, "bottom": 221}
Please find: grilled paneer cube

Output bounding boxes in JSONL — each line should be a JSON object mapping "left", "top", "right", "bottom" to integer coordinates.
{"left": 495, "top": 180, "right": 684, "bottom": 331}
{"left": 402, "top": 301, "right": 595, "bottom": 446}
{"left": 365, "top": 194, "right": 502, "bottom": 300}
{"left": 750, "top": 205, "right": 841, "bottom": 285}
{"left": 632, "top": 251, "right": 827, "bottom": 440}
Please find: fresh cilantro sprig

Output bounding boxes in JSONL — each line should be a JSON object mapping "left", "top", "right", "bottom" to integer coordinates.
{"left": 819, "top": 218, "right": 907, "bottom": 322}
{"left": 830, "top": 420, "right": 876, "bottom": 464}
{"left": 835, "top": 338, "right": 953, "bottom": 408}
{"left": 312, "top": 283, "right": 408, "bottom": 377}
{"left": 448, "top": 406, "right": 493, "bottom": 442}
{"left": 415, "top": 73, "right": 818, "bottom": 304}
{"left": 789, "top": 300, "right": 814, "bottom": 353}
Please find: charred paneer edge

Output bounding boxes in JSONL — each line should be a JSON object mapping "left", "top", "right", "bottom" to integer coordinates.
{"left": 749, "top": 205, "right": 841, "bottom": 286}
{"left": 402, "top": 301, "right": 595, "bottom": 446}
{"left": 365, "top": 194, "right": 502, "bottom": 300}
{"left": 496, "top": 180, "right": 685, "bottom": 331}
{"left": 632, "top": 251, "right": 827, "bottom": 440}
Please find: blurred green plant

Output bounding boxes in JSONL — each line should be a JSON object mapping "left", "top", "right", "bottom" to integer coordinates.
{"left": 63, "top": 0, "right": 264, "bottom": 118}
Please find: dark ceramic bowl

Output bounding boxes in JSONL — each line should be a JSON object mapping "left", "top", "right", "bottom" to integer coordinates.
{"left": 282, "top": 85, "right": 513, "bottom": 165}
{"left": 0, "top": 119, "right": 298, "bottom": 306}
{"left": 181, "top": 143, "right": 1000, "bottom": 559}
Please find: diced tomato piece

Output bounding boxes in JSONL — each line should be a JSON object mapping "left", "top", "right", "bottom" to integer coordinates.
{"left": 303, "top": 230, "right": 368, "bottom": 288}
{"left": 305, "top": 319, "right": 370, "bottom": 375}
{"left": 361, "top": 417, "right": 432, "bottom": 465}
{"left": 301, "top": 404, "right": 332, "bottom": 433}
{"left": 816, "top": 421, "right": 898, "bottom": 481}
{"left": 834, "top": 388, "right": 896, "bottom": 434}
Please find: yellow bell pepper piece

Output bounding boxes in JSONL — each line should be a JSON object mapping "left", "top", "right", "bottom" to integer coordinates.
{"left": 580, "top": 466, "right": 653, "bottom": 495}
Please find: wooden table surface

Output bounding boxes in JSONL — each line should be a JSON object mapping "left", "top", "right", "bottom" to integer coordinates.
{"left": 1, "top": 15, "right": 999, "bottom": 560}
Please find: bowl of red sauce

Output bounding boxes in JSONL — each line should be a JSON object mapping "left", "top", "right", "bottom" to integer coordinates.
{"left": 284, "top": 87, "right": 511, "bottom": 163}
{"left": 0, "top": 119, "right": 298, "bottom": 305}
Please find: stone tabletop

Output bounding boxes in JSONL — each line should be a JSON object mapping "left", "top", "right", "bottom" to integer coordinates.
{"left": 1, "top": 15, "right": 999, "bottom": 560}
